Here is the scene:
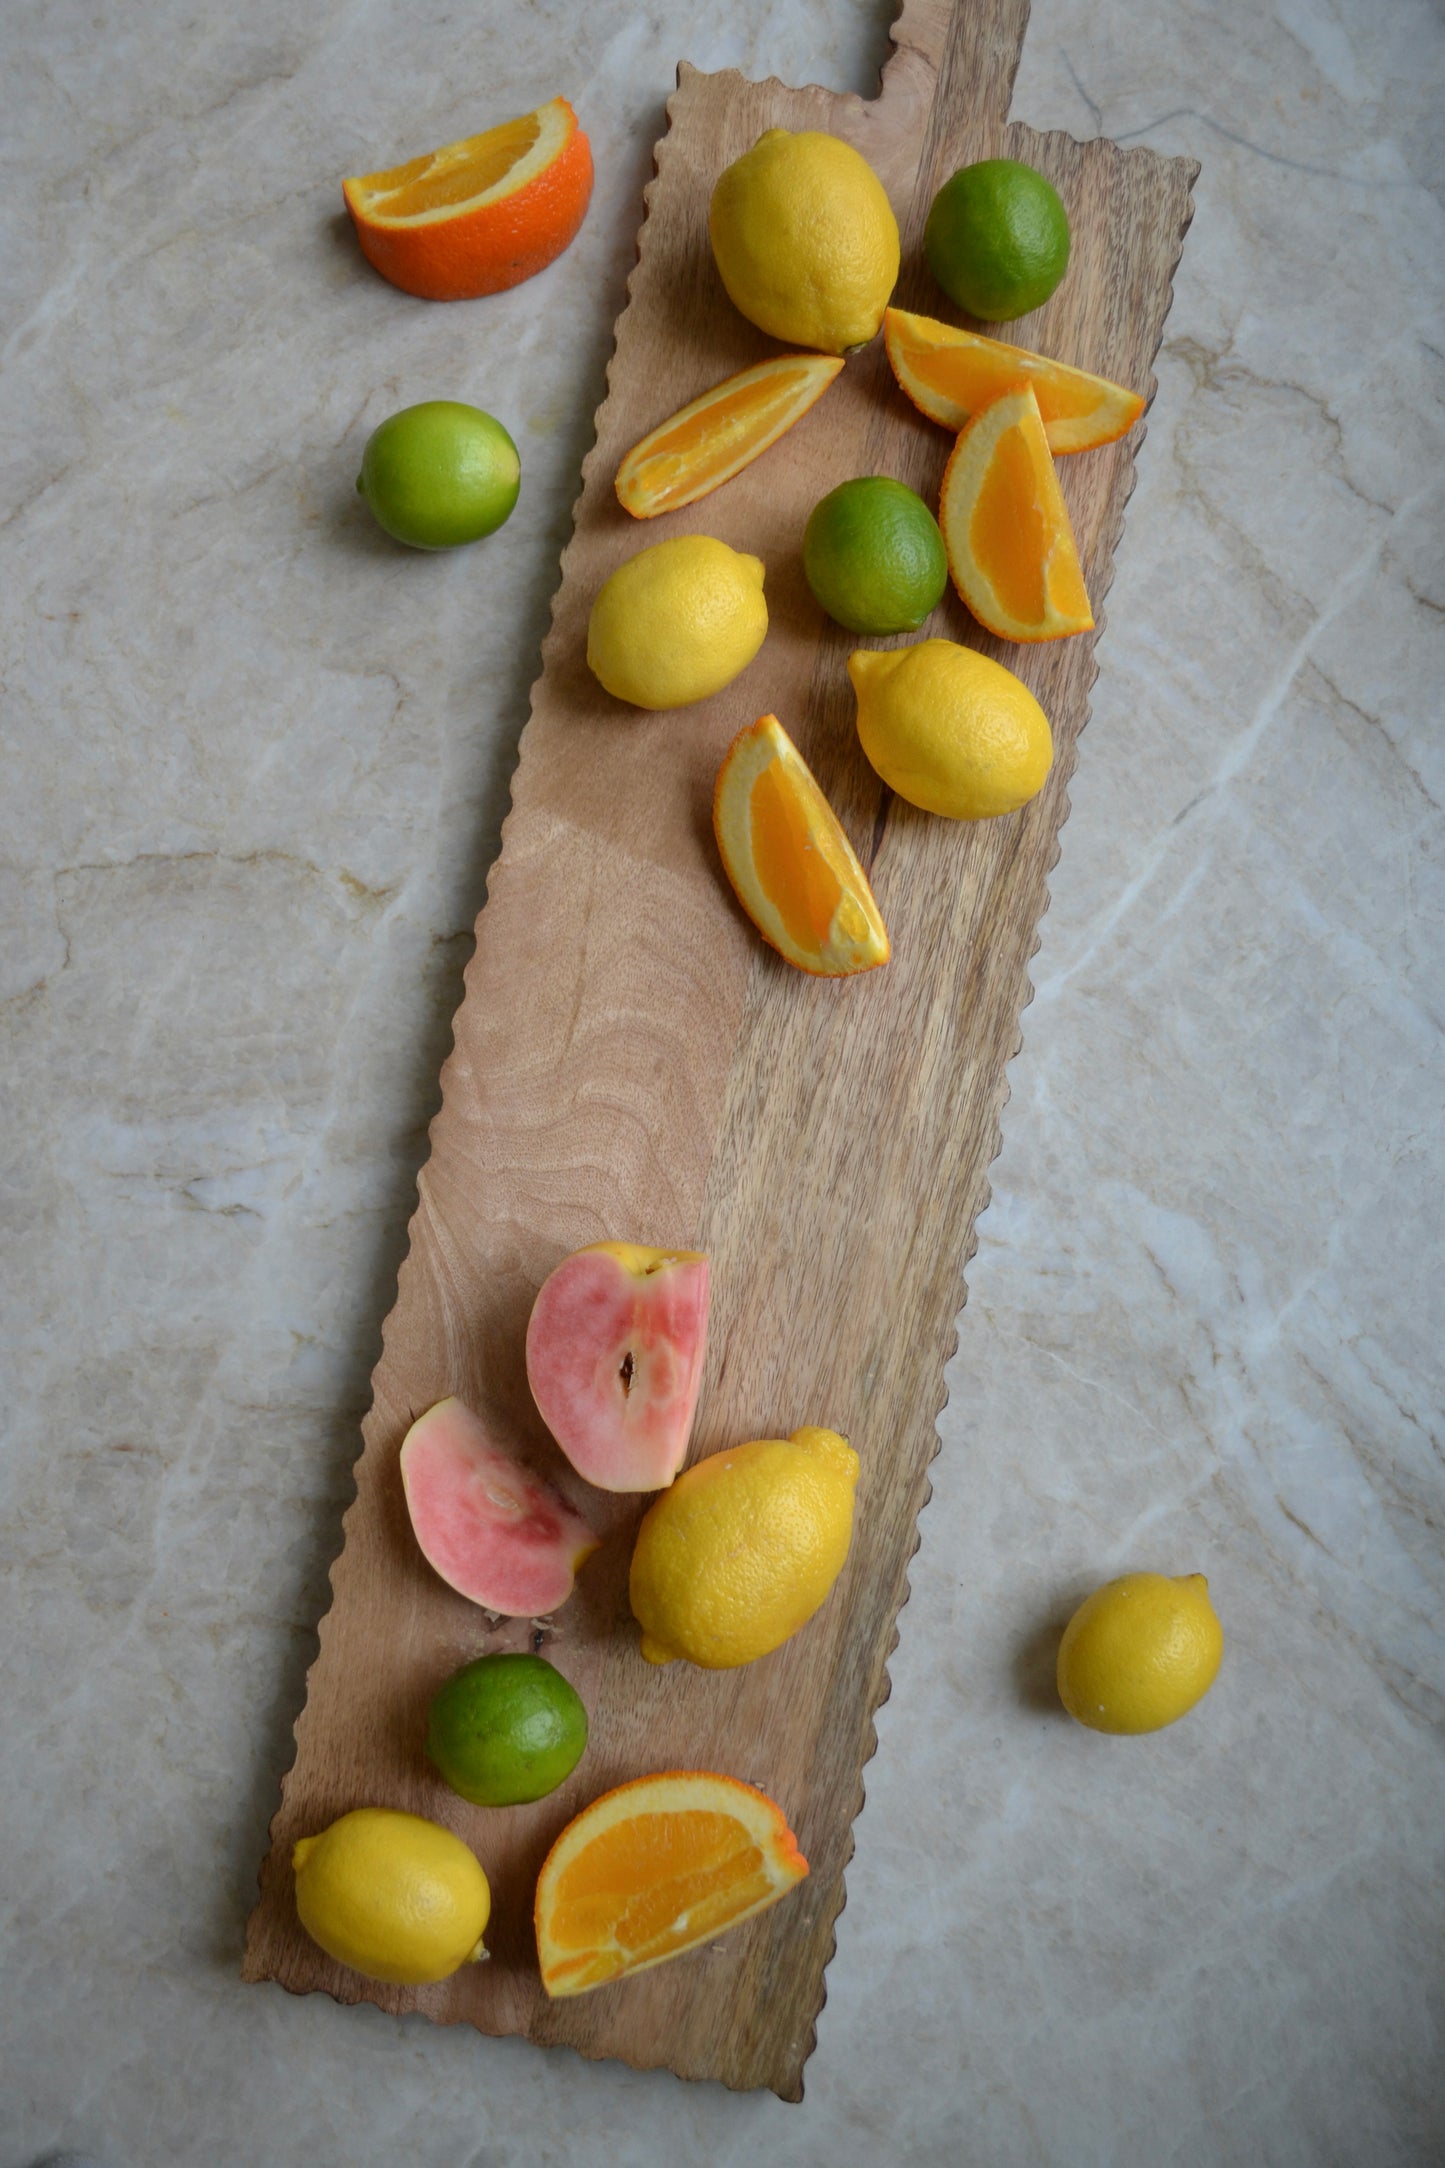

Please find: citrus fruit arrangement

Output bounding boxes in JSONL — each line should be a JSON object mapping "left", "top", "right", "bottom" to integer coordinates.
{"left": 290, "top": 106, "right": 1224, "bottom": 2005}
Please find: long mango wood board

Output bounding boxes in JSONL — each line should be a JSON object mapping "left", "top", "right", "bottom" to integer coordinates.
{"left": 243, "top": 0, "right": 1196, "bottom": 2100}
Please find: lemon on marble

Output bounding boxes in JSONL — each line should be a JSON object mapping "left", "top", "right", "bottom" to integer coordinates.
{"left": 292, "top": 1806, "right": 491, "bottom": 1984}
{"left": 586, "top": 533, "right": 767, "bottom": 709}
{"left": 1056, "top": 1572, "right": 1223, "bottom": 1735}
{"left": 709, "top": 129, "right": 900, "bottom": 353}
{"left": 629, "top": 1425, "right": 859, "bottom": 1668}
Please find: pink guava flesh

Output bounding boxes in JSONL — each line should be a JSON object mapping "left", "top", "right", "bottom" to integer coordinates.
{"left": 399, "top": 1397, "right": 600, "bottom": 1617}
{"left": 525, "top": 1246, "right": 710, "bottom": 1492}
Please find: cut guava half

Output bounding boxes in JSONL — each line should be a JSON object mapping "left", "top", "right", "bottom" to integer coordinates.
{"left": 525, "top": 1241, "right": 710, "bottom": 1492}
{"left": 399, "top": 1396, "right": 601, "bottom": 1617}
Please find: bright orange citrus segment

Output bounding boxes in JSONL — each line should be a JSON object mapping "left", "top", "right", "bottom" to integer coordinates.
{"left": 535, "top": 1771, "right": 808, "bottom": 1998}
{"left": 972, "top": 422, "right": 1048, "bottom": 626}
{"left": 939, "top": 385, "right": 1094, "bottom": 643}
{"left": 713, "top": 715, "right": 889, "bottom": 977}
{"left": 616, "top": 354, "right": 844, "bottom": 518}
{"left": 343, "top": 96, "right": 593, "bottom": 301}
{"left": 749, "top": 758, "right": 845, "bottom": 950}
{"left": 884, "top": 307, "right": 1145, "bottom": 453}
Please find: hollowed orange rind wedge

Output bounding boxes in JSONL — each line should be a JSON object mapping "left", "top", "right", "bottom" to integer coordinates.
{"left": 617, "top": 354, "right": 844, "bottom": 518}
{"left": 714, "top": 714, "right": 890, "bottom": 977}
{"left": 939, "top": 384, "right": 1094, "bottom": 643}
{"left": 535, "top": 1770, "right": 808, "bottom": 1998}
{"left": 885, "top": 306, "right": 1144, "bottom": 453}
{"left": 343, "top": 96, "right": 593, "bottom": 301}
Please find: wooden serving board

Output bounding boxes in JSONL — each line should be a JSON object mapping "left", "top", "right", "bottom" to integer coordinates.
{"left": 243, "top": 0, "right": 1196, "bottom": 2099}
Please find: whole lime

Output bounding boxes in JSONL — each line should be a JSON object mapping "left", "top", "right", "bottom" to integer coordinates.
{"left": 356, "top": 400, "right": 520, "bottom": 549}
{"left": 425, "top": 1652, "right": 587, "bottom": 1806}
{"left": 924, "top": 159, "right": 1070, "bottom": 322}
{"left": 803, "top": 477, "right": 948, "bottom": 635}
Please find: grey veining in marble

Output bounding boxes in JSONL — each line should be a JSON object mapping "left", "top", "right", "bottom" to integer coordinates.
{"left": 2, "top": 0, "right": 1442, "bottom": 2162}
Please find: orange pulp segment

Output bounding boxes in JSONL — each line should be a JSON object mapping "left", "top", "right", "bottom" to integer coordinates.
{"left": 535, "top": 1771, "right": 808, "bottom": 1997}
{"left": 342, "top": 96, "right": 593, "bottom": 301}
{"left": 885, "top": 307, "right": 1145, "bottom": 453}
{"left": 616, "top": 354, "right": 844, "bottom": 518}
{"left": 939, "top": 385, "right": 1094, "bottom": 642}
{"left": 713, "top": 715, "right": 890, "bottom": 976}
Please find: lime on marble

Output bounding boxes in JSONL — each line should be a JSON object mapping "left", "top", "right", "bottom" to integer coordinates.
{"left": 356, "top": 400, "right": 520, "bottom": 549}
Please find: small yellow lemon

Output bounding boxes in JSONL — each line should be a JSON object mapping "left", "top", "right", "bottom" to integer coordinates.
{"left": 587, "top": 534, "right": 768, "bottom": 710}
{"left": 1056, "top": 1572, "right": 1223, "bottom": 1735}
{"left": 848, "top": 638, "right": 1053, "bottom": 819}
{"left": 292, "top": 1806, "right": 491, "bottom": 1985}
{"left": 709, "top": 129, "right": 900, "bottom": 354}
{"left": 630, "top": 1425, "right": 859, "bottom": 1668}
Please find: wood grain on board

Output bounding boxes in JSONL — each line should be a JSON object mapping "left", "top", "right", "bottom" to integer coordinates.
{"left": 243, "top": 0, "right": 1197, "bottom": 2099}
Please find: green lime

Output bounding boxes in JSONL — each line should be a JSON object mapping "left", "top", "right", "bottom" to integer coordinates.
{"left": 802, "top": 476, "right": 948, "bottom": 636}
{"left": 425, "top": 1652, "right": 587, "bottom": 1807}
{"left": 356, "top": 400, "right": 520, "bottom": 550}
{"left": 924, "top": 159, "right": 1070, "bottom": 322}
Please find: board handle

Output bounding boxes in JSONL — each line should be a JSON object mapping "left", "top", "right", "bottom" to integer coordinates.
{"left": 879, "top": 0, "right": 1032, "bottom": 136}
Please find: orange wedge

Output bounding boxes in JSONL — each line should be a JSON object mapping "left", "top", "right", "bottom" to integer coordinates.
{"left": 939, "top": 385, "right": 1094, "bottom": 643}
{"left": 535, "top": 1771, "right": 808, "bottom": 1997}
{"left": 713, "top": 714, "right": 889, "bottom": 977}
{"left": 615, "top": 354, "right": 844, "bottom": 518}
{"left": 342, "top": 96, "right": 593, "bottom": 302}
{"left": 885, "top": 306, "right": 1145, "bottom": 453}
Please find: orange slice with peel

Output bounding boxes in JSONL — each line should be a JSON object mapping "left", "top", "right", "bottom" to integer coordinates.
{"left": 342, "top": 96, "right": 593, "bottom": 302}
{"left": 535, "top": 1771, "right": 808, "bottom": 1997}
{"left": 616, "top": 354, "right": 844, "bottom": 518}
{"left": 713, "top": 714, "right": 889, "bottom": 977}
{"left": 885, "top": 306, "right": 1144, "bottom": 453}
{"left": 939, "top": 384, "right": 1094, "bottom": 643}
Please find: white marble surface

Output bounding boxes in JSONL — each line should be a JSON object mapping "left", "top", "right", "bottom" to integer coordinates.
{"left": 3, "top": 0, "right": 1442, "bottom": 2160}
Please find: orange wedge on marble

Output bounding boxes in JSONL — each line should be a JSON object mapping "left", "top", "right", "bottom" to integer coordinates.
{"left": 535, "top": 1771, "right": 808, "bottom": 1997}
{"left": 713, "top": 714, "right": 889, "bottom": 977}
{"left": 615, "top": 354, "right": 844, "bottom": 518}
{"left": 342, "top": 96, "right": 593, "bottom": 301}
{"left": 939, "top": 384, "right": 1094, "bottom": 643}
{"left": 885, "top": 307, "right": 1144, "bottom": 453}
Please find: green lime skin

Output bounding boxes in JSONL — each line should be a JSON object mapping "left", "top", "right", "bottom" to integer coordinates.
{"left": 803, "top": 476, "right": 948, "bottom": 636}
{"left": 356, "top": 400, "right": 520, "bottom": 550}
{"left": 924, "top": 159, "right": 1071, "bottom": 322}
{"left": 425, "top": 1653, "right": 587, "bottom": 1807}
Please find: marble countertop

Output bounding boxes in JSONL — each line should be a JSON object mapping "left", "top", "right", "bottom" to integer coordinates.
{"left": 4, "top": 0, "right": 1442, "bottom": 2161}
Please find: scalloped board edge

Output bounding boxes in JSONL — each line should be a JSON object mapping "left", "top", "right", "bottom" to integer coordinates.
{"left": 242, "top": 0, "right": 1198, "bottom": 2101}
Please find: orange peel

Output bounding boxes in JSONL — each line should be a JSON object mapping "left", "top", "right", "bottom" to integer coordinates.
{"left": 535, "top": 1770, "right": 808, "bottom": 1997}
{"left": 615, "top": 353, "right": 844, "bottom": 518}
{"left": 713, "top": 714, "right": 889, "bottom": 977}
{"left": 885, "top": 306, "right": 1144, "bottom": 453}
{"left": 939, "top": 384, "right": 1094, "bottom": 643}
{"left": 342, "top": 96, "right": 593, "bottom": 302}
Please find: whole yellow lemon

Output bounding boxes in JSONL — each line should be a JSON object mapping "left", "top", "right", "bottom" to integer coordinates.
{"left": 587, "top": 534, "right": 767, "bottom": 709}
{"left": 848, "top": 638, "right": 1053, "bottom": 819}
{"left": 1056, "top": 1572, "right": 1223, "bottom": 1735}
{"left": 292, "top": 1806, "right": 491, "bottom": 1985}
{"left": 709, "top": 129, "right": 900, "bottom": 354}
{"left": 630, "top": 1425, "right": 859, "bottom": 1667}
